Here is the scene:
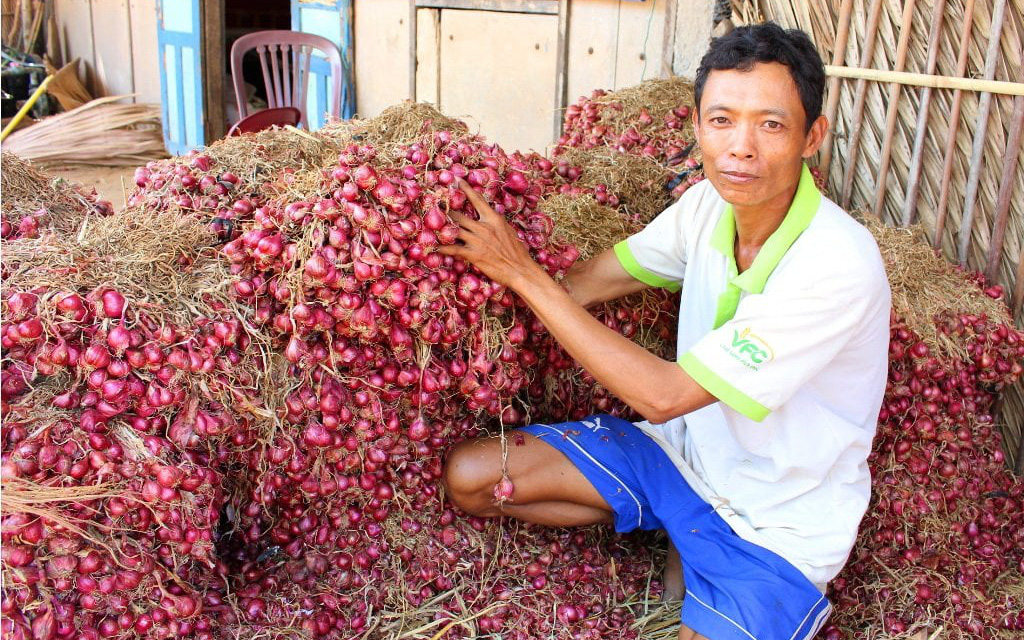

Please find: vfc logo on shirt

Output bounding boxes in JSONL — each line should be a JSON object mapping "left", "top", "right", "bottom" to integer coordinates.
{"left": 723, "top": 327, "right": 775, "bottom": 370}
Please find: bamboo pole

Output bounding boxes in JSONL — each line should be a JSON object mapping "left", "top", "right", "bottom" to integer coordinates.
{"left": 1016, "top": 401, "right": 1024, "bottom": 473}
{"left": 18, "top": 0, "right": 29, "bottom": 51}
{"left": 838, "top": 0, "right": 886, "bottom": 208}
{"left": 871, "top": 0, "right": 918, "bottom": 219}
{"left": 957, "top": 0, "right": 1009, "bottom": 265}
{"left": 901, "top": 0, "right": 948, "bottom": 226}
{"left": 818, "top": 0, "right": 855, "bottom": 177}
{"left": 6, "top": 0, "right": 21, "bottom": 44}
{"left": 823, "top": 67, "right": 1024, "bottom": 96}
{"left": 1014, "top": 251, "right": 1024, "bottom": 332}
{"left": 985, "top": 95, "right": 1024, "bottom": 282}
{"left": 933, "top": 0, "right": 977, "bottom": 251}
{"left": 553, "top": 0, "right": 569, "bottom": 142}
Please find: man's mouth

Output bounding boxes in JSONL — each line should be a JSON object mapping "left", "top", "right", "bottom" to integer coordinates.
{"left": 720, "top": 170, "right": 758, "bottom": 183}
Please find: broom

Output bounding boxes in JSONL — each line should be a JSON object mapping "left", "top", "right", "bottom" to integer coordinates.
{"left": 0, "top": 59, "right": 90, "bottom": 141}
{"left": 44, "top": 58, "right": 93, "bottom": 110}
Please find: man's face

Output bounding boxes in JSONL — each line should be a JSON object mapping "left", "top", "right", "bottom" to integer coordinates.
{"left": 693, "top": 62, "right": 826, "bottom": 212}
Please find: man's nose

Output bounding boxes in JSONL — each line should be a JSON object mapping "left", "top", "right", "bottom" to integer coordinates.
{"left": 728, "top": 123, "right": 757, "bottom": 159}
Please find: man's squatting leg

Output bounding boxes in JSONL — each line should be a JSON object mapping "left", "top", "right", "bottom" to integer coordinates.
{"left": 443, "top": 432, "right": 614, "bottom": 526}
{"left": 442, "top": 433, "right": 707, "bottom": 640}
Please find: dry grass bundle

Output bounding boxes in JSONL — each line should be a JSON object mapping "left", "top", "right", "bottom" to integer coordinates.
{"left": 590, "top": 77, "right": 696, "bottom": 133}
{"left": 1, "top": 205, "right": 231, "bottom": 329}
{"left": 2, "top": 96, "right": 166, "bottom": 167}
{"left": 0, "top": 151, "right": 109, "bottom": 234}
{"left": 354, "top": 101, "right": 469, "bottom": 149}
{"left": 205, "top": 125, "right": 344, "bottom": 200}
{"left": 556, "top": 147, "right": 675, "bottom": 222}
{"left": 541, "top": 193, "right": 642, "bottom": 261}
{"left": 862, "top": 214, "right": 1011, "bottom": 358}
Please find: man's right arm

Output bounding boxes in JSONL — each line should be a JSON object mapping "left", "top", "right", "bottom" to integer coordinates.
{"left": 562, "top": 248, "right": 651, "bottom": 308}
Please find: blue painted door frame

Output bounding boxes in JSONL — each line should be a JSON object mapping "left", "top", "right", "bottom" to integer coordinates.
{"left": 157, "top": 0, "right": 205, "bottom": 155}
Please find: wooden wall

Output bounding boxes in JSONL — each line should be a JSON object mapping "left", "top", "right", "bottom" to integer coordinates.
{"left": 52, "top": 0, "right": 161, "bottom": 104}
{"left": 353, "top": 0, "right": 410, "bottom": 119}
{"left": 355, "top": 0, "right": 713, "bottom": 153}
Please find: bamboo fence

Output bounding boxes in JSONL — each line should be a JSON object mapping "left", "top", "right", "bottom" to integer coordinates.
{"left": 731, "top": 0, "right": 1024, "bottom": 472}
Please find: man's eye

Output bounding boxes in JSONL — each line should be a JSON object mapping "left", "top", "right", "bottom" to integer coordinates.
{"left": 711, "top": 117, "right": 729, "bottom": 125}
{"left": 765, "top": 121, "right": 782, "bottom": 129}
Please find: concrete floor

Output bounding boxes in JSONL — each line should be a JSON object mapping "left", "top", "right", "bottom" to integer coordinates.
{"left": 48, "top": 165, "right": 138, "bottom": 210}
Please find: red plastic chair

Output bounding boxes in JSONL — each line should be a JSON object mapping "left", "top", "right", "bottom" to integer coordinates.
{"left": 226, "top": 106, "right": 302, "bottom": 136}
{"left": 230, "top": 30, "right": 343, "bottom": 129}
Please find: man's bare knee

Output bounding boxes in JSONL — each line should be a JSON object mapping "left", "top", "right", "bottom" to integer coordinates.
{"left": 677, "top": 624, "right": 706, "bottom": 640}
{"left": 442, "top": 438, "right": 501, "bottom": 515}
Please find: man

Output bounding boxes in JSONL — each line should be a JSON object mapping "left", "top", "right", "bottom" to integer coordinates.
{"left": 440, "top": 23, "right": 890, "bottom": 640}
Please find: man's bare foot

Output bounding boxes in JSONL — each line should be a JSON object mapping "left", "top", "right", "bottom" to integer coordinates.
{"left": 662, "top": 539, "right": 685, "bottom": 601}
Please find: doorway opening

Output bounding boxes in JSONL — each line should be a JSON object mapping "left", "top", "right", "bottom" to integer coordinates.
{"left": 223, "top": 0, "right": 291, "bottom": 127}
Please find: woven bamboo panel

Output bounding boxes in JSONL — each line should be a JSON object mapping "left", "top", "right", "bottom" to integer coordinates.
{"left": 730, "top": 0, "right": 1024, "bottom": 469}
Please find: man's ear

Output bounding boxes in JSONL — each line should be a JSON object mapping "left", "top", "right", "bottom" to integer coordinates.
{"left": 802, "top": 115, "right": 828, "bottom": 159}
{"left": 691, "top": 107, "right": 701, "bottom": 135}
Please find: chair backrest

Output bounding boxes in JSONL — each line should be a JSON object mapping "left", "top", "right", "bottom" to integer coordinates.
{"left": 229, "top": 30, "right": 343, "bottom": 129}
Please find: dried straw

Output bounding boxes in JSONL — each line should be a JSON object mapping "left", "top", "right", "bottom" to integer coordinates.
{"left": 205, "top": 125, "right": 343, "bottom": 200}
{"left": 541, "top": 193, "right": 642, "bottom": 261}
{"left": 861, "top": 213, "right": 1012, "bottom": 358}
{"left": 0, "top": 151, "right": 109, "bottom": 234}
{"left": 1, "top": 205, "right": 231, "bottom": 330}
{"left": 0, "top": 477, "right": 126, "bottom": 560}
{"left": 588, "top": 77, "right": 696, "bottom": 133}
{"left": 2, "top": 96, "right": 167, "bottom": 167}
{"left": 353, "top": 101, "right": 468, "bottom": 149}
{"left": 555, "top": 147, "right": 675, "bottom": 223}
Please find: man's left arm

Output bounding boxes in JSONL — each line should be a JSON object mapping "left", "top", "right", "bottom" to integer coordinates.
{"left": 439, "top": 181, "right": 715, "bottom": 424}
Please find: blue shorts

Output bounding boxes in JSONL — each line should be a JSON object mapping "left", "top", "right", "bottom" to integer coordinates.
{"left": 520, "top": 415, "right": 832, "bottom": 640}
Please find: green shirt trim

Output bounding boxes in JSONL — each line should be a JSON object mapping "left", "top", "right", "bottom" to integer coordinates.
{"left": 678, "top": 352, "right": 771, "bottom": 422}
{"left": 613, "top": 241, "right": 683, "bottom": 292}
{"left": 709, "top": 163, "right": 821, "bottom": 328}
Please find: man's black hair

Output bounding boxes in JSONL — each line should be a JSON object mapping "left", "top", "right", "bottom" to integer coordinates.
{"left": 694, "top": 22, "right": 825, "bottom": 132}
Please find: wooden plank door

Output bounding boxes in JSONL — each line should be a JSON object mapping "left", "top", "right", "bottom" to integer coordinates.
{"left": 291, "top": 0, "right": 356, "bottom": 128}
{"left": 437, "top": 9, "right": 559, "bottom": 153}
{"left": 156, "top": 0, "right": 205, "bottom": 154}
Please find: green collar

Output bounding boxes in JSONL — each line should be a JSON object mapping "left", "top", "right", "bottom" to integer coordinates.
{"left": 710, "top": 163, "right": 821, "bottom": 328}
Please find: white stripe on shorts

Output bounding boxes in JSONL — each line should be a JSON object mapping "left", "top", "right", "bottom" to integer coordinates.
{"left": 686, "top": 591, "right": 760, "bottom": 640}
{"left": 537, "top": 424, "right": 645, "bottom": 529}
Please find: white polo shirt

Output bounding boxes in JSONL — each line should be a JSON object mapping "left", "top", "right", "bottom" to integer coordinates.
{"left": 613, "top": 165, "right": 891, "bottom": 589}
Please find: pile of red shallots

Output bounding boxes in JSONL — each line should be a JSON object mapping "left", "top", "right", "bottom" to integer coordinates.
{"left": 555, "top": 77, "right": 704, "bottom": 202}
{"left": 820, "top": 225, "right": 1024, "bottom": 640}
{"left": 1, "top": 200, "right": 280, "bottom": 638}
{"left": 553, "top": 78, "right": 830, "bottom": 210}
{"left": 2, "top": 112, "right": 679, "bottom": 639}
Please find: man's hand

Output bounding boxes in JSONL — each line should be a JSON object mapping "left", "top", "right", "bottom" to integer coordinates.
{"left": 437, "top": 178, "right": 715, "bottom": 424}
{"left": 437, "top": 180, "right": 546, "bottom": 290}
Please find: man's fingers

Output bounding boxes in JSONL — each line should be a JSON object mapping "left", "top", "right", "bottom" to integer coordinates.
{"left": 458, "top": 179, "right": 498, "bottom": 222}
{"left": 448, "top": 209, "right": 478, "bottom": 230}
